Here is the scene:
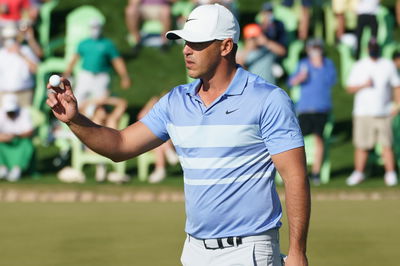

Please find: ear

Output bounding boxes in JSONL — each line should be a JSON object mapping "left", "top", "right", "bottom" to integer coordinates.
{"left": 220, "top": 38, "right": 234, "bottom": 57}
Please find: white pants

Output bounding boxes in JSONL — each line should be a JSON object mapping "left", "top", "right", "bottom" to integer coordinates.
{"left": 181, "top": 229, "right": 283, "bottom": 266}
{"left": 74, "top": 70, "right": 110, "bottom": 104}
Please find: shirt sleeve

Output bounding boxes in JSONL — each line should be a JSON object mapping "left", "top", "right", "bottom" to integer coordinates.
{"left": 389, "top": 62, "right": 400, "bottom": 88}
{"left": 106, "top": 40, "right": 120, "bottom": 60}
{"left": 140, "top": 93, "right": 170, "bottom": 141}
{"left": 346, "top": 62, "right": 364, "bottom": 87}
{"left": 260, "top": 88, "right": 304, "bottom": 155}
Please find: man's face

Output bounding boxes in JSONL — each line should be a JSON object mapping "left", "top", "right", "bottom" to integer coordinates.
{"left": 183, "top": 40, "right": 222, "bottom": 79}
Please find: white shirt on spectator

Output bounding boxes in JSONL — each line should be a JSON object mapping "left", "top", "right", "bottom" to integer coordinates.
{"left": 0, "top": 45, "right": 39, "bottom": 92}
{"left": 357, "top": 0, "right": 379, "bottom": 15}
{"left": 0, "top": 107, "right": 33, "bottom": 135}
{"left": 347, "top": 57, "right": 400, "bottom": 117}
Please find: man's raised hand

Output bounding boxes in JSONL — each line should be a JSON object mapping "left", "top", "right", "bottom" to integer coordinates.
{"left": 46, "top": 77, "right": 78, "bottom": 124}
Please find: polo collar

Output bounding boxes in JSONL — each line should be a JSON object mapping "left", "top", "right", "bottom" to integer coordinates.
{"left": 186, "top": 66, "right": 248, "bottom": 97}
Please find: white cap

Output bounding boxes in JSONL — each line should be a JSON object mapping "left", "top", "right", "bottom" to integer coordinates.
{"left": 2, "top": 94, "right": 19, "bottom": 112}
{"left": 166, "top": 4, "right": 240, "bottom": 43}
{"left": 1, "top": 24, "right": 18, "bottom": 39}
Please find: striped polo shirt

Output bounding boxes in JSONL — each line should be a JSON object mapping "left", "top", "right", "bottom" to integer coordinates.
{"left": 141, "top": 67, "right": 304, "bottom": 239}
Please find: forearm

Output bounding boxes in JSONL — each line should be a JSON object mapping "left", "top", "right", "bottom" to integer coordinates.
{"left": 65, "top": 55, "right": 79, "bottom": 76}
{"left": 67, "top": 113, "right": 126, "bottom": 161}
{"left": 112, "top": 57, "right": 130, "bottom": 79}
{"left": 284, "top": 175, "right": 311, "bottom": 254}
{"left": 263, "top": 40, "right": 286, "bottom": 57}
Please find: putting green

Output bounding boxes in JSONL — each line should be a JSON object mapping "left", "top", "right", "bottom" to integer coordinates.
{"left": 0, "top": 200, "right": 398, "bottom": 266}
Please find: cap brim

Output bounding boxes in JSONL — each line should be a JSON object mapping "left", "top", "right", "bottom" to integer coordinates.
{"left": 166, "top": 30, "right": 215, "bottom": 43}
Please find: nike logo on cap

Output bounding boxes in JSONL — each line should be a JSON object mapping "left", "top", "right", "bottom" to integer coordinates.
{"left": 226, "top": 109, "right": 239, "bottom": 114}
{"left": 186, "top": 18, "right": 197, "bottom": 22}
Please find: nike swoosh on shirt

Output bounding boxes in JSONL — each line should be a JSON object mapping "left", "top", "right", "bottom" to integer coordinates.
{"left": 186, "top": 18, "right": 197, "bottom": 22}
{"left": 225, "top": 109, "right": 239, "bottom": 115}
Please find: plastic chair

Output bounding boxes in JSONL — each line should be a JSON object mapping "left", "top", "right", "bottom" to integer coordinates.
{"left": 37, "top": 0, "right": 60, "bottom": 58}
{"left": 276, "top": 86, "right": 334, "bottom": 184}
{"left": 393, "top": 114, "right": 400, "bottom": 173}
{"left": 137, "top": 152, "right": 156, "bottom": 181}
{"left": 337, "top": 43, "right": 355, "bottom": 87}
{"left": 282, "top": 40, "right": 304, "bottom": 75}
{"left": 70, "top": 113, "right": 130, "bottom": 177}
{"left": 33, "top": 6, "right": 105, "bottom": 142}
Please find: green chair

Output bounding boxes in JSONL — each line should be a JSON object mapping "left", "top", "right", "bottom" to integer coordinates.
{"left": 337, "top": 43, "right": 355, "bottom": 87}
{"left": 33, "top": 6, "right": 105, "bottom": 142}
{"left": 137, "top": 152, "right": 156, "bottom": 182}
{"left": 276, "top": 86, "right": 334, "bottom": 184}
{"left": 37, "top": 0, "right": 60, "bottom": 58}
{"left": 393, "top": 114, "right": 400, "bottom": 174}
{"left": 324, "top": 5, "right": 358, "bottom": 46}
{"left": 282, "top": 40, "right": 304, "bottom": 75}
{"left": 70, "top": 113, "right": 130, "bottom": 177}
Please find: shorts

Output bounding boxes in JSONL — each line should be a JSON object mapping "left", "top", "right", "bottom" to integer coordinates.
{"left": 353, "top": 116, "right": 393, "bottom": 150}
{"left": 0, "top": 90, "right": 33, "bottom": 108}
{"left": 332, "top": 0, "right": 359, "bottom": 14}
{"left": 282, "top": 0, "right": 312, "bottom": 7}
{"left": 74, "top": 70, "right": 110, "bottom": 104}
{"left": 298, "top": 113, "right": 328, "bottom": 137}
{"left": 181, "top": 229, "right": 282, "bottom": 266}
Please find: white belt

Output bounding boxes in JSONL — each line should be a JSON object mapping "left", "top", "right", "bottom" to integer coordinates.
{"left": 188, "top": 228, "right": 279, "bottom": 250}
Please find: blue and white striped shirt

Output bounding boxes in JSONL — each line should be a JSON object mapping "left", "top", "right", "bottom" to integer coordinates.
{"left": 141, "top": 67, "right": 304, "bottom": 238}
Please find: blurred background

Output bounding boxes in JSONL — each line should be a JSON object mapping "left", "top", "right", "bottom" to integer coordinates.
{"left": 0, "top": 0, "right": 399, "bottom": 265}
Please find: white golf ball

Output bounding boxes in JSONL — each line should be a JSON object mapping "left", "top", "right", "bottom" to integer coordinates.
{"left": 49, "top": 74, "right": 61, "bottom": 87}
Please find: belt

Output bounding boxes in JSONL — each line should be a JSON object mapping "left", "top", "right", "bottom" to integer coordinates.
{"left": 188, "top": 229, "right": 278, "bottom": 250}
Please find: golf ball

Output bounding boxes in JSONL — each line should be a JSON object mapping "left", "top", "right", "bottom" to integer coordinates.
{"left": 49, "top": 75, "right": 61, "bottom": 87}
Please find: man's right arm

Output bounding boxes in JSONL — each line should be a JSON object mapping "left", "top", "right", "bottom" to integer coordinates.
{"left": 67, "top": 115, "right": 164, "bottom": 162}
{"left": 47, "top": 78, "right": 165, "bottom": 162}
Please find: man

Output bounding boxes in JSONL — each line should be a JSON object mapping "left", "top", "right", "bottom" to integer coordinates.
{"left": 346, "top": 38, "right": 400, "bottom": 186}
{"left": 64, "top": 19, "right": 131, "bottom": 106}
{"left": 282, "top": 0, "right": 311, "bottom": 40}
{"left": 237, "top": 3, "right": 287, "bottom": 83}
{"left": 125, "top": 0, "right": 173, "bottom": 53}
{"left": 289, "top": 39, "right": 337, "bottom": 185}
{"left": 0, "top": 93, "right": 34, "bottom": 182}
{"left": 0, "top": 23, "right": 38, "bottom": 107}
{"left": 47, "top": 4, "right": 310, "bottom": 265}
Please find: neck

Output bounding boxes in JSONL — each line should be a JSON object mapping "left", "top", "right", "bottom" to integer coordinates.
{"left": 198, "top": 62, "right": 237, "bottom": 106}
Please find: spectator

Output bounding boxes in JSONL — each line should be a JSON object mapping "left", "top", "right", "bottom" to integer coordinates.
{"left": 397, "top": 0, "right": 400, "bottom": 26}
{"left": 236, "top": 3, "right": 286, "bottom": 83}
{"left": 346, "top": 39, "right": 400, "bottom": 186}
{"left": 64, "top": 19, "right": 131, "bottom": 106}
{"left": 332, "top": 0, "right": 358, "bottom": 41}
{"left": 0, "top": 0, "right": 30, "bottom": 25}
{"left": 354, "top": 0, "right": 379, "bottom": 59}
{"left": 125, "top": 0, "right": 174, "bottom": 53}
{"left": 137, "top": 95, "right": 179, "bottom": 183}
{"left": 0, "top": 24, "right": 39, "bottom": 107}
{"left": 0, "top": 94, "right": 34, "bottom": 182}
{"left": 288, "top": 39, "right": 336, "bottom": 185}
{"left": 236, "top": 24, "right": 276, "bottom": 83}
{"left": 282, "top": 0, "right": 311, "bottom": 40}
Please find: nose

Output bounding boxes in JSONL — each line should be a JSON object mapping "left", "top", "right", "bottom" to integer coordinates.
{"left": 183, "top": 43, "right": 192, "bottom": 56}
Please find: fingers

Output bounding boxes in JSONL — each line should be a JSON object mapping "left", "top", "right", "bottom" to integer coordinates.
{"left": 61, "top": 77, "right": 73, "bottom": 93}
{"left": 46, "top": 91, "right": 59, "bottom": 108}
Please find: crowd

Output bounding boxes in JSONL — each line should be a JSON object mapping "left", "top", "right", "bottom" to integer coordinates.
{"left": 0, "top": 0, "right": 399, "bottom": 186}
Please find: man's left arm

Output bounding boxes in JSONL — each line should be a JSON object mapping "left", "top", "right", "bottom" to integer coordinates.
{"left": 272, "top": 146, "right": 310, "bottom": 266}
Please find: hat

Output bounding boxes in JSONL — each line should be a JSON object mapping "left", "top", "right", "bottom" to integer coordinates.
{"left": 306, "top": 38, "right": 324, "bottom": 48}
{"left": 2, "top": 94, "right": 19, "bottom": 112}
{"left": 243, "top": 23, "right": 262, "bottom": 39}
{"left": 1, "top": 24, "right": 18, "bottom": 39}
{"left": 262, "top": 2, "right": 273, "bottom": 11}
{"left": 166, "top": 4, "right": 240, "bottom": 43}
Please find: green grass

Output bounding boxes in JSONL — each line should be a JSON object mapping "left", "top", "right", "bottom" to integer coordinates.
{"left": 0, "top": 200, "right": 399, "bottom": 266}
